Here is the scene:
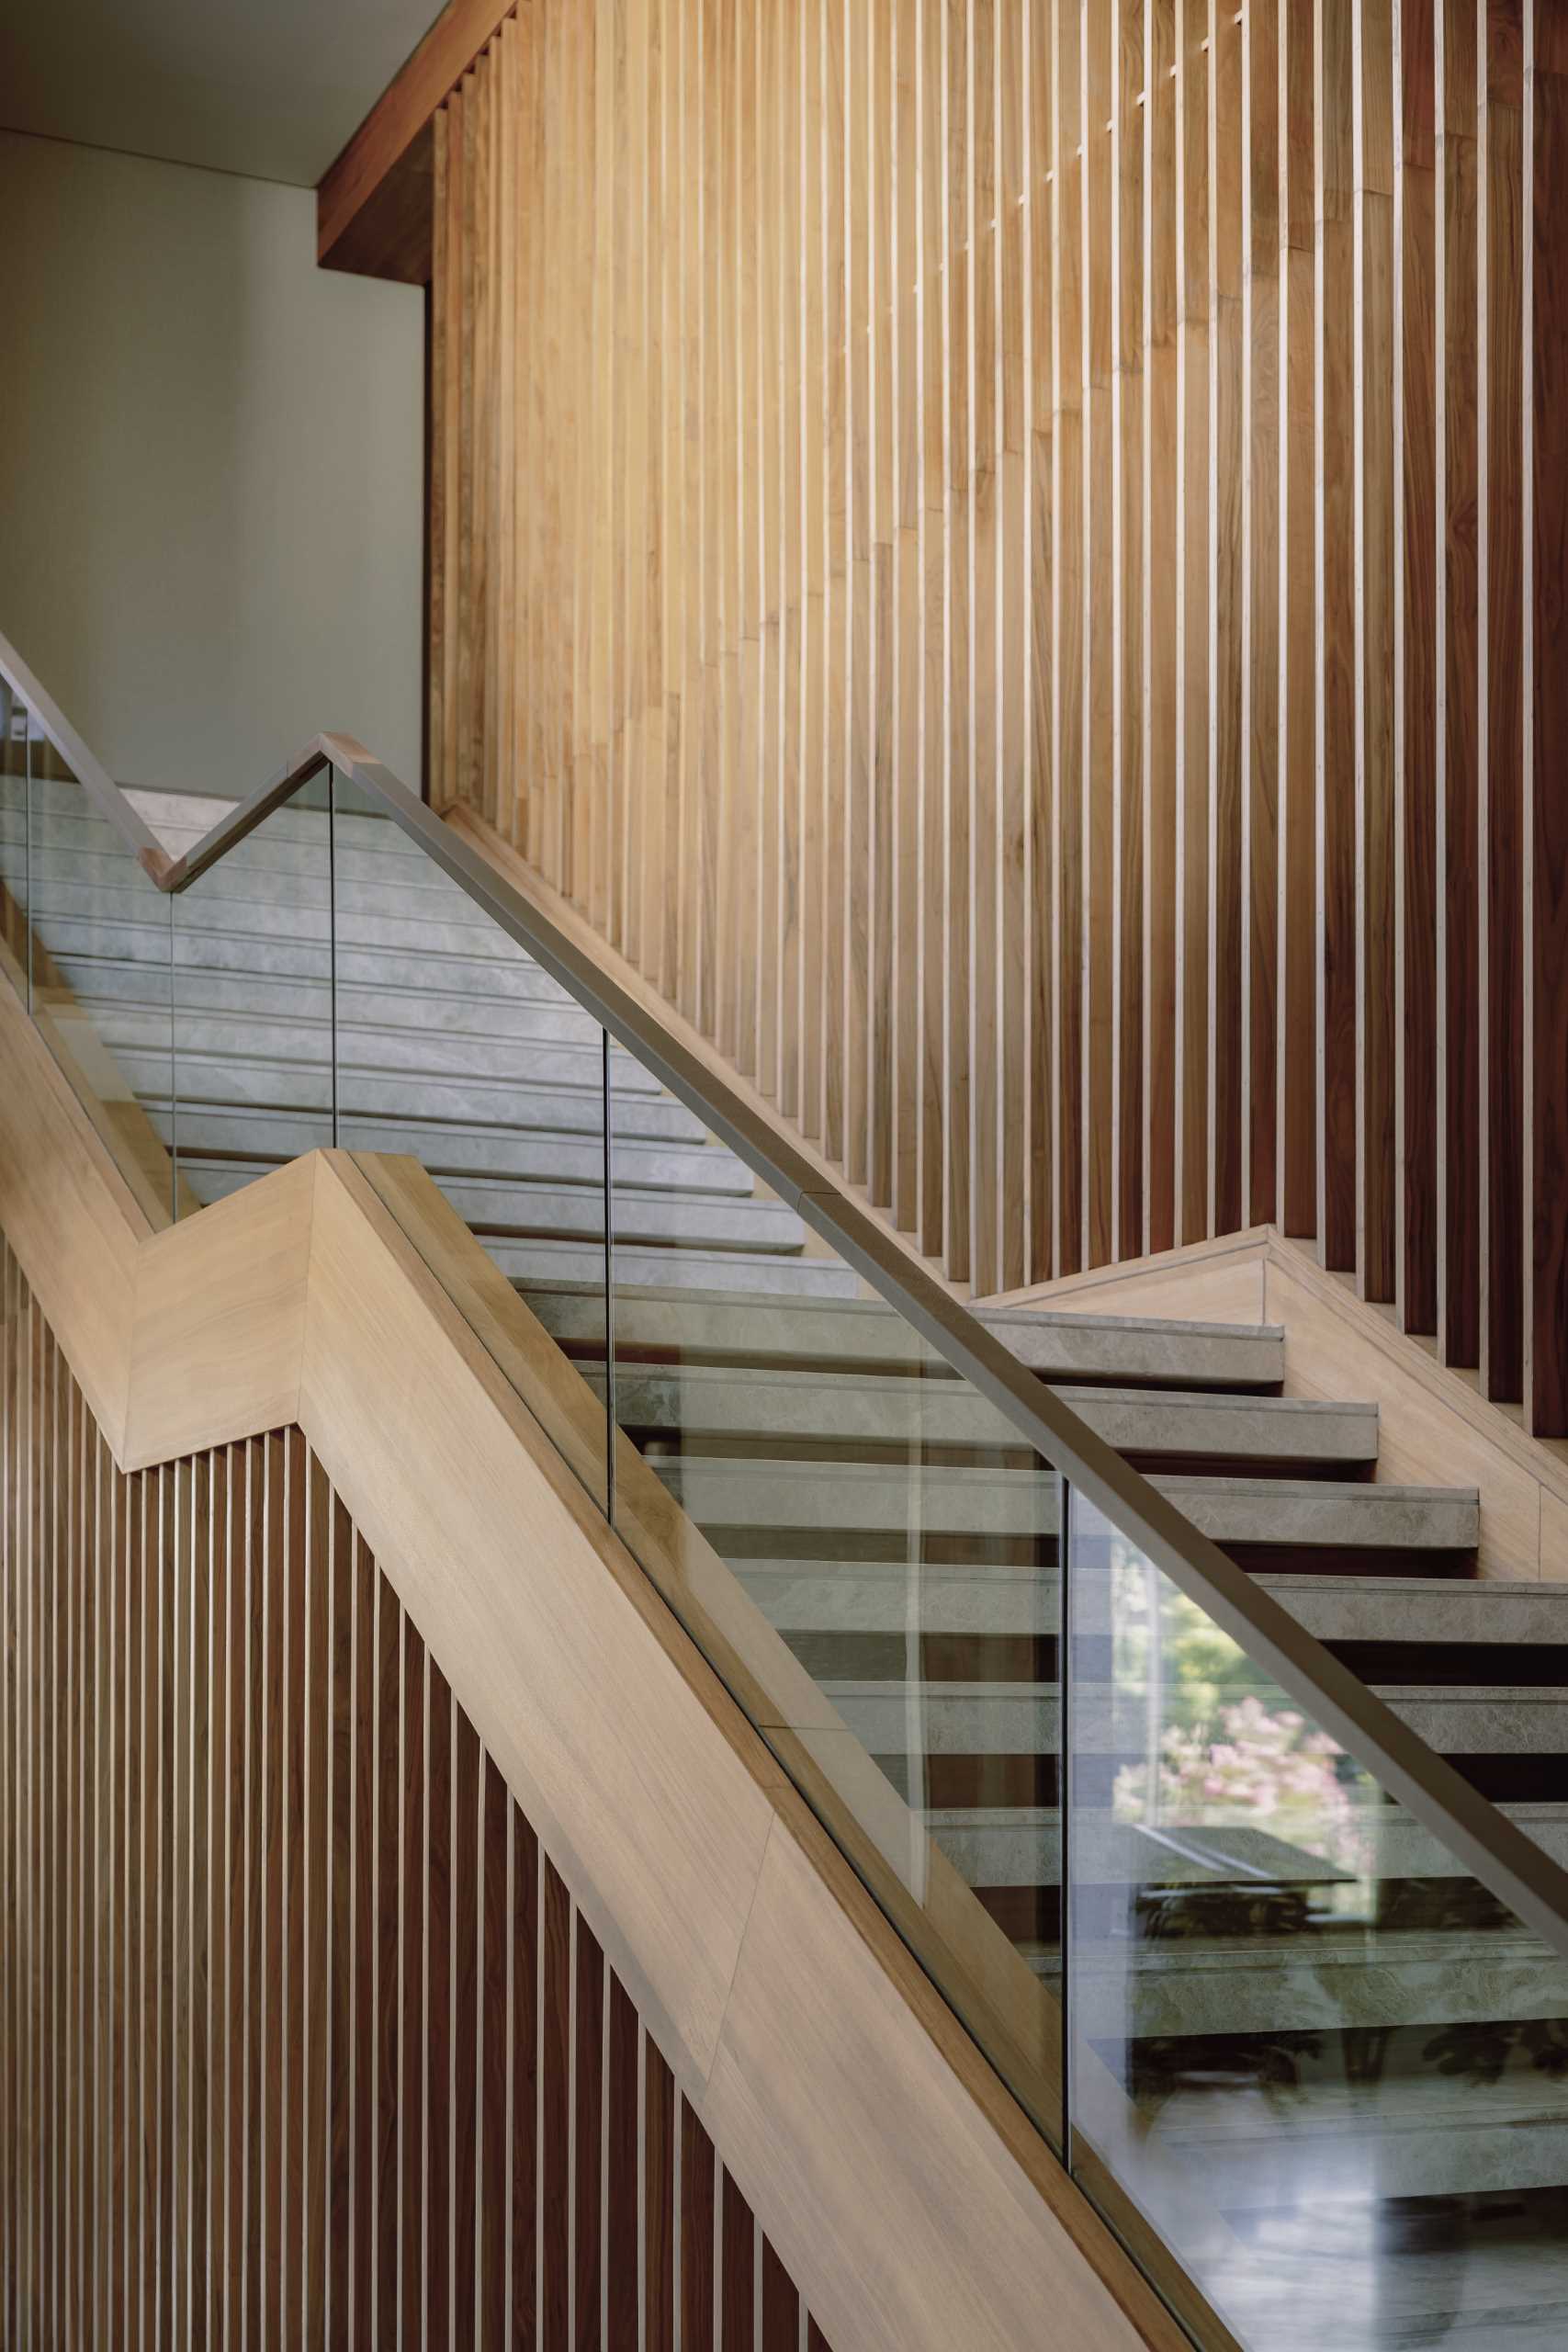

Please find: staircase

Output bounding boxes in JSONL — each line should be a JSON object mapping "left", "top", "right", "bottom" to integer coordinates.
{"left": 8, "top": 761, "right": 1568, "bottom": 2348}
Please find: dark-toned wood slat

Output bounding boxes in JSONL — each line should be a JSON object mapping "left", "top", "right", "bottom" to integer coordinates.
{"left": 400, "top": 0, "right": 1567, "bottom": 1406}
{"left": 0, "top": 1234, "right": 834, "bottom": 2346}
{"left": 1530, "top": 17, "right": 1568, "bottom": 1435}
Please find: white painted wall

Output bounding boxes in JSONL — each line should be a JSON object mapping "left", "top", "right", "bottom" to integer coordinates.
{"left": 0, "top": 130, "right": 424, "bottom": 795}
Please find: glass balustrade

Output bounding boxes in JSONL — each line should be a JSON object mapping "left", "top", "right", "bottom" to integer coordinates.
{"left": 3, "top": 710, "right": 1565, "bottom": 2352}
{"left": 1066, "top": 1490, "right": 1568, "bottom": 2350}
{"left": 171, "top": 777, "right": 333, "bottom": 1212}
{"left": 0, "top": 683, "right": 31, "bottom": 1001}
{"left": 17, "top": 724, "right": 175, "bottom": 1225}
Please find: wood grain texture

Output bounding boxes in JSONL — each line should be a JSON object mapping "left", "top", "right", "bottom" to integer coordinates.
{"left": 411, "top": 0, "right": 1564, "bottom": 1427}
{"left": 0, "top": 981, "right": 1180, "bottom": 2352}
{"left": 0, "top": 1236, "right": 837, "bottom": 2350}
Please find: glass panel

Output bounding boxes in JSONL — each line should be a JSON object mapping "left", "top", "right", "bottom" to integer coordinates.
{"left": 171, "top": 775, "right": 333, "bottom": 1214}
{"left": 1066, "top": 1487, "right": 1568, "bottom": 2352}
{"left": 24, "top": 738, "right": 175, "bottom": 1226}
{"left": 605, "top": 1120, "right": 1064, "bottom": 2144}
{"left": 0, "top": 684, "right": 30, "bottom": 1003}
{"left": 328, "top": 765, "right": 611, "bottom": 1515}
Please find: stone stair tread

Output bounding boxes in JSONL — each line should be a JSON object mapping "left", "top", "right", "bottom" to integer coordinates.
{"left": 817, "top": 1677, "right": 1564, "bottom": 1755}
{"left": 180, "top": 1157, "right": 809, "bottom": 1253}
{"left": 653, "top": 1457, "right": 1476, "bottom": 1547}
{"left": 612, "top": 1363, "right": 1376, "bottom": 1461}
{"left": 158, "top": 1102, "right": 740, "bottom": 1191}
{"left": 523, "top": 1279, "right": 1288, "bottom": 1385}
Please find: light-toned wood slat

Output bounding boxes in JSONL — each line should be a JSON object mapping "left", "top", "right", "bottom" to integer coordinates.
{"left": 397, "top": 0, "right": 1559, "bottom": 1370}
{"left": 1084, "top": 0, "right": 1115, "bottom": 1270}
{"left": 1055, "top": 0, "right": 1086, "bottom": 1276}
{"left": 1211, "top": 0, "right": 1246, "bottom": 1244}
{"left": 1244, "top": 0, "right": 1280, "bottom": 1235}
{"left": 1178, "top": 0, "right": 1212, "bottom": 1250}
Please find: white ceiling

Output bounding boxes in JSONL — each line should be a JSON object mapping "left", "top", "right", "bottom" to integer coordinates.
{"left": 0, "top": 0, "right": 447, "bottom": 187}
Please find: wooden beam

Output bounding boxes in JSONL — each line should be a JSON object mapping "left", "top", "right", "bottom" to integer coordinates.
{"left": 316, "top": 0, "right": 514, "bottom": 278}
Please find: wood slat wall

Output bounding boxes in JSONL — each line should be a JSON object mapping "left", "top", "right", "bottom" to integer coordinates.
{"left": 426, "top": 0, "right": 1568, "bottom": 1434}
{"left": 0, "top": 1237, "right": 831, "bottom": 2349}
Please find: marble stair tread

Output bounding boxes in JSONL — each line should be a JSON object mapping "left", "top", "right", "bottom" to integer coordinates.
{"left": 529, "top": 1281, "right": 1286, "bottom": 1387}
{"left": 612, "top": 1362, "right": 1377, "bottom": 1464}
{"left": 652, "top": 1457, "right": 1478, "bottom": 1549}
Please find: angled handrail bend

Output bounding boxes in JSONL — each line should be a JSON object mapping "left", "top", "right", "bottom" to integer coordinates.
{"left": 6, "top": 620, "right": 1568, "bottom": 1968}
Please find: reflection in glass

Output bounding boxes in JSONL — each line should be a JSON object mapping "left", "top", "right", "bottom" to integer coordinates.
{"left": 171, "top": 776, "right": 333, "bottom": 1214}
{"left": 605, "top": 1112, "right": 1064, "bottom": 2143}
{"left": 1066, "top": 1489, "right": 1568, "bottom": 2351}
{"left": 0, "top": 685, "right": 30, "bottom": 1005}
{"left": 21, "top": 739, "right": 175, "bottom": 1224}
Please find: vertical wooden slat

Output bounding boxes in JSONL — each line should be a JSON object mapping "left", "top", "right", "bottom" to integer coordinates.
{"left": 540, "top": 1852, "right": 570, "bottom": 2350}
{"left": 1279, "top": 0, "right": 1320, "bottom": 1238}
{"left": 604, "top": 1977, "right": 639, "bottom": 2349}
{"left": 1399, "top": 0, "right": 1440, "bottom": 1333}
{"left": 425, "top": 1660, "right": 453, "bottom": 2349}
{"left": 1480, "top": 0, "right": 1526, "bottom": 1402}
{"left": 572, "top": 1908, "right": 604, "bottom": 2350}
{"left": 1318, "top": 0, "right": 1359, "bottom": 1271}
{"left": 1437, "top": 0, "right": 1481, "bottom": 1362}
{"left": 720, "top": 2165, "right": 755, "bottom": 2352}
{"left": 0, "top": 1237, "right": 835, "bottom": 2343}
{"left": 400, "top": 1615, "right": 426, "bottom": 2350}
{"left": 479, "top": 1755, "right": 509, "bottom": 2348}
{"left": 1113, "top": 0, "right": 1146, "bottom": 1265}
{"left": 1245, "top": 0, "right": 1281, "bottom": 1234}
{"left": 644, "top": 2038, "right": 676, "bottom": 2352}
{"left": 1055, "top": 0, "right": 1085, "bottom": 1273}
{"left": 1084, "top": 0, "right": 1117, "bottom": 1270}
{"left": 1528, "top": 1, "right": 1568, "bottom": 1435}
{"left": 680, "top": 2098, "right": 716, "bottom": 2352}
{"left": 1145, "top": 0, "right": 1179, "bottom": 1254}
{"left": 450, "top": 1710, "right": 480, "bottom": 2352}
{"left": 1178, "top": 0, "right": 1212, "bottom": 1247}
{"left": 1212, "top": 0, "right": 1246, "bottom": 1242}
{"left": 512, "top": 1804, "right": 541, "bottom": 2350}
{"left": 1355, "top": 0, "right": 1398, "bottom": 1301}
